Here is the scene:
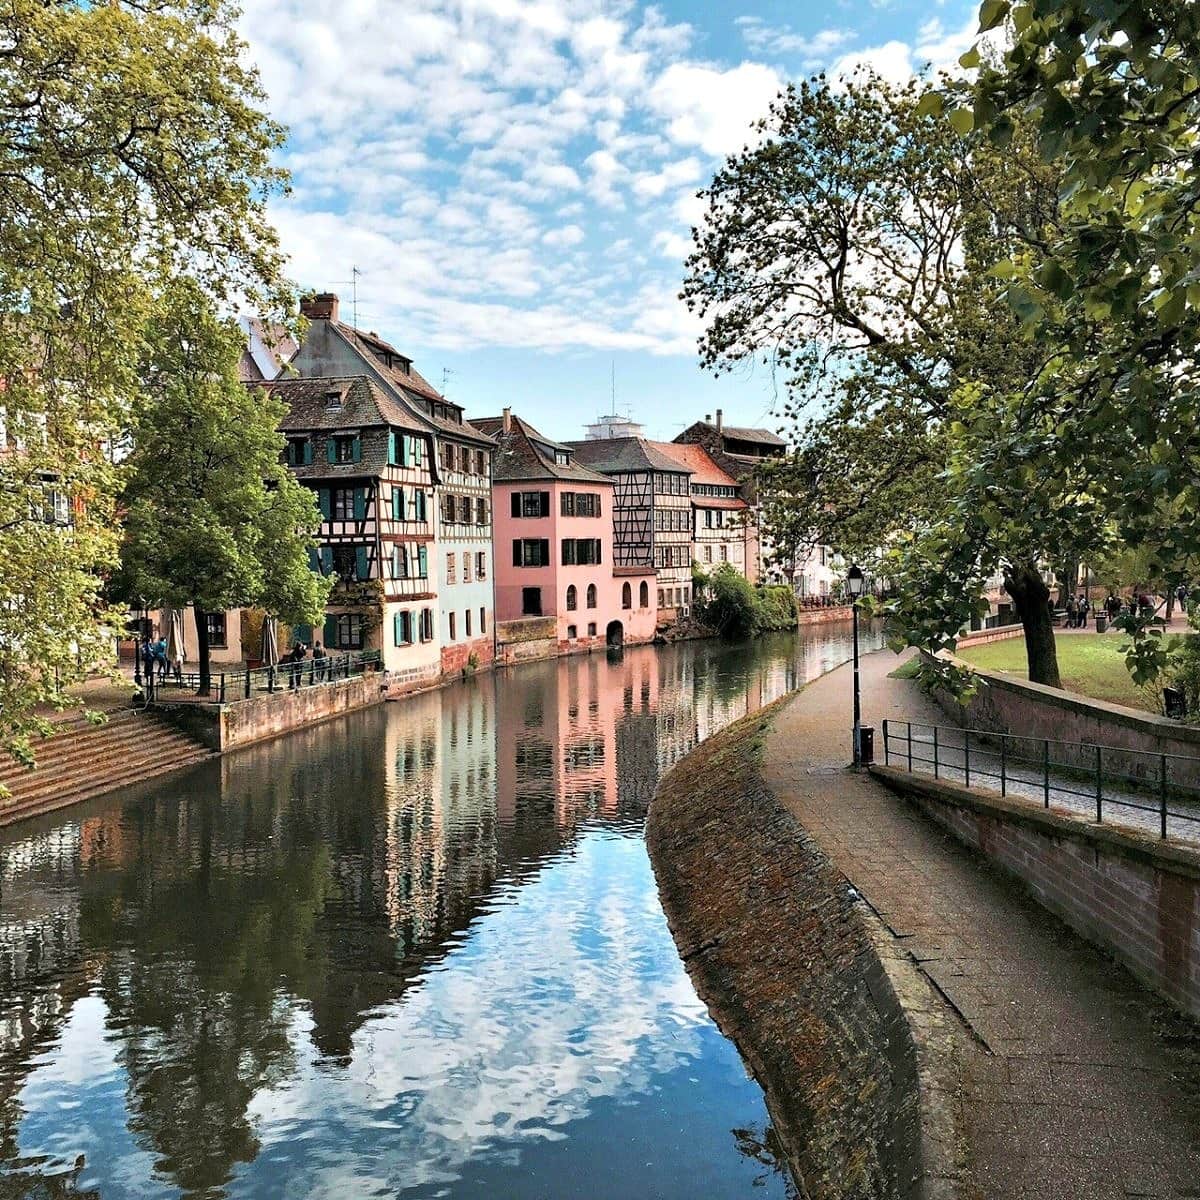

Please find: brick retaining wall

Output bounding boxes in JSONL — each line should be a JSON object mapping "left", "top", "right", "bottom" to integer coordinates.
{"left": 872, "top": 766, "right": 1200, "bottom": 1020}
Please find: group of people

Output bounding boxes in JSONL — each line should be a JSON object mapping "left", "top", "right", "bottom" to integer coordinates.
{"left": 138, "top": 635, "right": 181, "bottom": 684}
{"left": 283, "top": 641, "right": 329, "bottom": 688}
{"left": 1063, "top": 594, "right": 1094, "bottom": 628}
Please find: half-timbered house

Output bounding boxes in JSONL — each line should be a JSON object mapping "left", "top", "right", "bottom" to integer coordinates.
{"left": 567, "top": 437, "right": 694, "bottom": 621}
{"left": 267, "top": 375, "right": 443, "bottom": 689}
{"left": 284, "top": 294, "right": 496, "bottom": 679}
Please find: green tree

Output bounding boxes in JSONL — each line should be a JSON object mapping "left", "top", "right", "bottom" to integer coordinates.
{"left": 0, "top": 0, "right": 289, "bottom": 759}
{"left": 699, "top": 564, "right": 759, "bottom": 639}
{"left": 120, "top": 281, "right": 330, "bottom": 694}
{"left": 682, "top": 70, "right": 1104, "bottom": 685}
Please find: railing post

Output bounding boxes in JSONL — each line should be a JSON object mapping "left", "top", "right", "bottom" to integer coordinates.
{"left": 1095, "top": 743, "right": 1103, "bottom": 822}
{"left": 907, "top": 722, "right": 913, "bottom": 772}
{"left": 245, "top": 669, "right": 251, "bottom": 699}
{"left": 1160, "top": 753, "right": 1168, "bottom": 840}
{"left": 1043, "top": 740, "right": 1050, "bottom": 807}
{"left": 933, "top": 726, "right": 939, "bottom": 779}
{"left": 882, "top": 719, "right": 890, "bottom": 765}
{"left": 964, "top": 729, "right": 971, "bottom": 788}
{"left": 268, "top": 665, "right": 276, "bottom": 694}
{"left": 219, "top": 673, "right": 226, "bottom": 704}
{"left": 1000, "top": 734, "right": 1007, "bottom": 797}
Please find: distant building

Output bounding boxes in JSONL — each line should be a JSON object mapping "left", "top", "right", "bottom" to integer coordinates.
{"left": 270, "top": 293, "right": 495, "bottom": 687}
{"left": 650, "top": 441, "right": 755, "bottom": 579}
{"left": 673, "top": 409, "right": 787, "bottom": 481}
{"left": 472, "top": 409, "right": 655, "bottom": 659}
{"left": 583, "top": 413, "right": 645, "bottom": 441}
{"left": 238, "top": 316, "right": 297, "bottom": 383}
{"left": 567, "top": 437, "right": 694, "bottom": 620}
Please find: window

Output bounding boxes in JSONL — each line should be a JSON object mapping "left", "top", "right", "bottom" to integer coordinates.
{"left": 476, "top": 497, "right": 487, "bottom": 525}
{"left": 639, "top": 581, "right": 649, "bottom": 608}
{"left": 420, "top": 608, "right": 434, "bottom": 641}
{"left": 586, "top": 584, "right": 597, "bottom": 609}
{"left": 587, "top": 621, "right": 597, "bottom": 636}
{"left": 476, "top": 551, "right": 487, "bottom": 580}
{"left": 513, "top": 491, "right": 550, "bottom": 518}
{"left": 657, "top": 589, "right": 664, "bottom": 608}
{"left": 476, "top": 450, "right": 486, "bottom": 475}
{"left": 391, "top": 487, "right": 405, "bottom": 521}
{"left": 447, "top": 552, "right": 457, "bottom": 584}
{"left": 480, "top": 607, "right": 486, "bottom": 634}
{"left": 335, "top": 613, "right": 364, "bottom": 649}
{"left": 393, "top": 610, "right": 413, "bottom": 645}
{"left": 331, "top": 488, "right": 353, "bottom": 520}
{"left": 463, "top": 554, "right": 472, "bottom": 584}
{"left": 331, "top": 435, "right": 358, "bottom": 464}
{"left": 417, "top": 545, "right": 428, "bottom": 578}
{"left": 393, "top": 545, "right": 409, "bottom": 579}
{"left": 461, "top": 495, "right": 471, "bottom": 522}
{"left": 449, "top": 612, "right": 457, "bottom": 641}
{"left": 285, "top": 437, "right": 311, "bottom": 466}
{"left": 561, "top": 492, "right": 574, "bottom": 517}
{"left": 333, "top": 544, "right": 358, "bottom": 579}
{"left": 415, "top": 491, "right": 428, "bottom": 522}
{"left": 560, "top": 491, "right": 601, "bottom": 517}
{"left": 561, "top": 538, "right": 602, "bottom": 565}
{"left": 522, "top": 587, "right": 542, "bottom": 616}
{"left": 704, "top": 544, "right": 712, "bottom": 563}
{"left": 720, "top": 544, "right": 728, "bottom": 561}
{"left": 441, "top": 443, "right": 454, "bottom": 472}
{"left": 566, "top": 585, "right": 578, "bottom": 611}
{"left": 555, "top": 450, "right": 570, "bottom": 465}
{"left": 444, "top": 494, "right": 456, "bottom": 523}
{"left": 465, "top": 609, "right": 472, "bottom": 637}
{"left": 206, "top": 611, "right": 228, "bottom": 648}
{"left": 513, "top": 539, "right": 551, "bottom": 567}
{"left": 42, "top": 489, "right": 70, "bottom": 526}
{"left": 622, "top": 582, "right": 632, "bottom": 610}
{"left": 324, "top": 389, "right": 343, "bottom": 411}
{"left": 567, "top": 624, "right": 577, "bottom": 640}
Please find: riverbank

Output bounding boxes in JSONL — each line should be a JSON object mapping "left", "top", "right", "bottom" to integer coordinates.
{"left": 649, "top": 647, "right": 1200, "bottom": 1199}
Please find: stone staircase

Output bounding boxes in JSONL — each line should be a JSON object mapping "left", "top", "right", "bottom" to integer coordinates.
{"left": 0, "top": 708, "right": 215, "bottom": 827}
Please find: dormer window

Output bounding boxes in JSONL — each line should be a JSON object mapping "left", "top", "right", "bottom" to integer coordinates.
{"left": 325, "top": 390, "right": 343, "bottom": 411}
{"left": 555, "top": 450, "right": 569, "bottom": 465}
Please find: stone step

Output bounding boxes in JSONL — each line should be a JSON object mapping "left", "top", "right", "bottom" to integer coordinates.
{"left": 0, "top": 715, "right": 194, "bottom": 783}
{"left": 0, "top": 747, "right": 215, "bottom": 827}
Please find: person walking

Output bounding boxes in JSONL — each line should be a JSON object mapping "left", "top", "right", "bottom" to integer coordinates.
{"left": 287, "top": 643, "right": 307, "bottom": 690}
{"left": 1065, "top": 595, "right": 1078, "bottom": 629}
{"left": 312, "top": 641, "right": 328, "bottom": 683}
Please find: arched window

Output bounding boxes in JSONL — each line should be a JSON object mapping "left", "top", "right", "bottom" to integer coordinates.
{"left": 639, "top": 581, "right": 649, "bottom": 608}
{"left": 566, "top": 584, "right": 578, "bottom": 611}
{"left": 622, "top": 582, "right": 632, "bottom": 609}
{"left": 586, "top": 584, "right": 597, "bottom": 609}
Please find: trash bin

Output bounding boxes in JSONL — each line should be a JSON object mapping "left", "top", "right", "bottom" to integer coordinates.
{"left": 858, "top": 725, "right": 875, "bottom": 766}
{"left": 1164, "top": 686, "right": 1186, "bottom": 720}
{"left": 1096, "top": 615, "right": 1108, "bottom": 633}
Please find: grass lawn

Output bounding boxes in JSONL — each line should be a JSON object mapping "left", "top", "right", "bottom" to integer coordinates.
{"left": 956, "top": 633, "right": 1151, "bottom": 711}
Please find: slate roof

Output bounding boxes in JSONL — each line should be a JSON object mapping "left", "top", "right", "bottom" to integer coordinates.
{"left": 472, "top": 414, "right": 611, "bottom": 484}
{"left": 265, "top": 376, "right": 427, "bottom": 434}
{"left": 330, "top": 323, "right": 495, "bottom": 448}
{"left": 646, "top": 441, "right": 744, "bottom": 492}
{"left": 721, "top": 424, "right": 787, "bottom": 447}
{"left": 566, "top": 436, "right": 691, "bottom": 476}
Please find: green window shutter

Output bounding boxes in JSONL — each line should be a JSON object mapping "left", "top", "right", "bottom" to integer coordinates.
{"left": 393, "top": 611, "right": 402, "bottom": 646}
{"left": 326, "top": 438, "right": 336, "bottom": 464}
{"left": 416, "top": 491, "right": 427, "bottom": 521}
{"left": 307, "top": 547, "right": 320, "bottom": 572}
{"left": 418, "top": 545, "right": 428, "bottom": 578}
{"left": 323, "top": 615, "right": 337, "bottom": 646}
{"left": 356, "top": 546, "right": 369, "bottom": 579}
{"left": 321, "top": 546, "right": 333, "bottom": 575}
{"left": 353, "top": 488, "right": 366, "bottom": 520}
{"left": 413, "top": 437, "right": 422, "bottom": 464}
{"left": 392, "top": 487, "right": 403, "bottom": 520}
{"left": 387, "top": 431, "right": 396, "bottom": 465}
{"left": 318, "top": 488, "right": 330, "bottom": 520}
{"left": 304, "top": 440, "right": 313, "bottom": 466}
{"left": 351, "top": 435, "right": 362, "bottom": 463}
{"left": 399, "top": 435, "right": 409, "bottom": 467}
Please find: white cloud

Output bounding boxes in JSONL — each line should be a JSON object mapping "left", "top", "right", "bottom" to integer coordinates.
{"left": 735, "top": 17, "right": 854, "bottom": 67}
{"left": 543, "top": 224, "right": 585, "bottom": 248}
{"left": 829, "top": 14, "right": 998, "bottom": 84}
{"left": 648, "top": 61, "right": 782, "bottom": 157}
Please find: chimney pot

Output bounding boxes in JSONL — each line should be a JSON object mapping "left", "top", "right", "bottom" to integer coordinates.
{"left": 715, "top": 408, "right": 723, "bottom": 435}
{"left": 502, "top": 407, "right": 512, "bottom": 433}
{"left": 299, "top": 292, "right": 339, "bottom": 323}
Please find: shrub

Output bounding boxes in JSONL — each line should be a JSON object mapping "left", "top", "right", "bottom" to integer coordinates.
{"left": 699, "top": 564, "right": 758, "bottom": 638}
{"left": 755, "top": 584, "right": 798, "bottom": 633}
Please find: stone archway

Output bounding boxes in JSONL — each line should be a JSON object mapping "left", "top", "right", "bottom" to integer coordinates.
{"left": 605, "top": 620, "right": 624, "bottom": 648}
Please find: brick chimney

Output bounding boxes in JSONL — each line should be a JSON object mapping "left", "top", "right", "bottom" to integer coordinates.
{"left": 502, "top": 406, "right": 512, "bottom": 433}
{"left": 715, "top": 408, "right": 723, "bottom": 435}
{"left": 300, "top": 292, "right": 339, "bottom": 322}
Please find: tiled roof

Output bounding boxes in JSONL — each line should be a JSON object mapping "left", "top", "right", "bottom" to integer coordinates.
{"left": 472, "top": 414, "right": 611, "bottom": 483}
{"left": 331, "top": 323, "right": 495, "bottom": 448}
{"left": 646, "top": 440, "right": 741, "bottom": 489}
{"left": 265, "top": 376, "right": 427, "bottom": 434}
{"left": 722, "top": 424, "right": 787, "bottom": 447}
{"left": 238, "top": 347, "right": 265, "bottom": 383}
{"left": 566, "top": 436, "right": 691, "bottom": 475}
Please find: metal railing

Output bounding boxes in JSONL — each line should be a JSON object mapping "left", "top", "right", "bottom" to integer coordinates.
{"left": 881, "top": 719, "right": 1200, "bottom": 844}
{"left": 145, "top": 649, "right": 382, "bottom": 704}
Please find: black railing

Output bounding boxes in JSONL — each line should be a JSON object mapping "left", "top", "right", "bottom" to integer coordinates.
{"left": 146, "top": 649, "right": 382, "bottom": 704}
{"left": 880, "top": 719, "right": 1200, "bottom": 844}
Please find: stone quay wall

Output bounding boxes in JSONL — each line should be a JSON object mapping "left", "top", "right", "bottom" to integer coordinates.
{"left": 647, "top": 701, "right": 929, "bottom": 1200}
{"left": 873, "top": 766, "right": 1200, "bottom": 1021}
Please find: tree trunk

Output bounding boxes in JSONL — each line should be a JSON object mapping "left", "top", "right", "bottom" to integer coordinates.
{"left": 194, "top": 604, "right": 212, "bottom": 697}
{"left": 1004, "top": 561, "right": 1062, "bottom": 688}
{"left": 1057, "top": 559, "right": 1078, "bottom": 606}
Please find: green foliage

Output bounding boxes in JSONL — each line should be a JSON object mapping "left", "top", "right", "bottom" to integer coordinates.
{"left": 120, "top": 280, "right": 330, "bottom": 690}
{"left": 754, "top": 584, "right": 797, "bottom": 633}
{"left": 697, "top": 564, "right": 759, "bottom": 639}
{"left": 0, "top": 0, "right": 290, "bottom": 759}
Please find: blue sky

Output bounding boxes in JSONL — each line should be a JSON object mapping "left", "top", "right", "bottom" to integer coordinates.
{"left": 239, "top": 0, "right": 980, "bottom": 442}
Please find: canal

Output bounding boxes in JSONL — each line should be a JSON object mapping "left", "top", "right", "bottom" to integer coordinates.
{"left": 0, "top": 624, "right": 882, "bottom": 1199}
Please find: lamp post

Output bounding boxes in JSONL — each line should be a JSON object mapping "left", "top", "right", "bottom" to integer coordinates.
{"left": 847, "top": 565, "right": 865, "bottom": 767}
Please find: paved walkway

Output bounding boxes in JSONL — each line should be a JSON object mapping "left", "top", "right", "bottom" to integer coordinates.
{"left": 761, "top": 648, "right": 1200, "bottom": 1200}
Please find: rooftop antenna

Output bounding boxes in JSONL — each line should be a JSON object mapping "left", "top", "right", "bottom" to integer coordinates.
{"left": 441, "top": 366, "right": 456, "bottom": 396}
{"left": 351, "top": 265, "right": 362, "bottom": 330}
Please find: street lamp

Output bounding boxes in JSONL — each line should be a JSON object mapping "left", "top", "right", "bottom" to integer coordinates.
{"left": 847, "top": 565, "right": 865, "bottom": 767}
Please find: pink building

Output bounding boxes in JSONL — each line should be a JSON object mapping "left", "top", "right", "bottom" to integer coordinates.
{"left": 473, "top": 411, "right": 656, "bottom": 661}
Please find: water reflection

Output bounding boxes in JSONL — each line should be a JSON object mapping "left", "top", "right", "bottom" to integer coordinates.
{"left": 0, "top": 625, "right": 879, "bottom": 1198}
